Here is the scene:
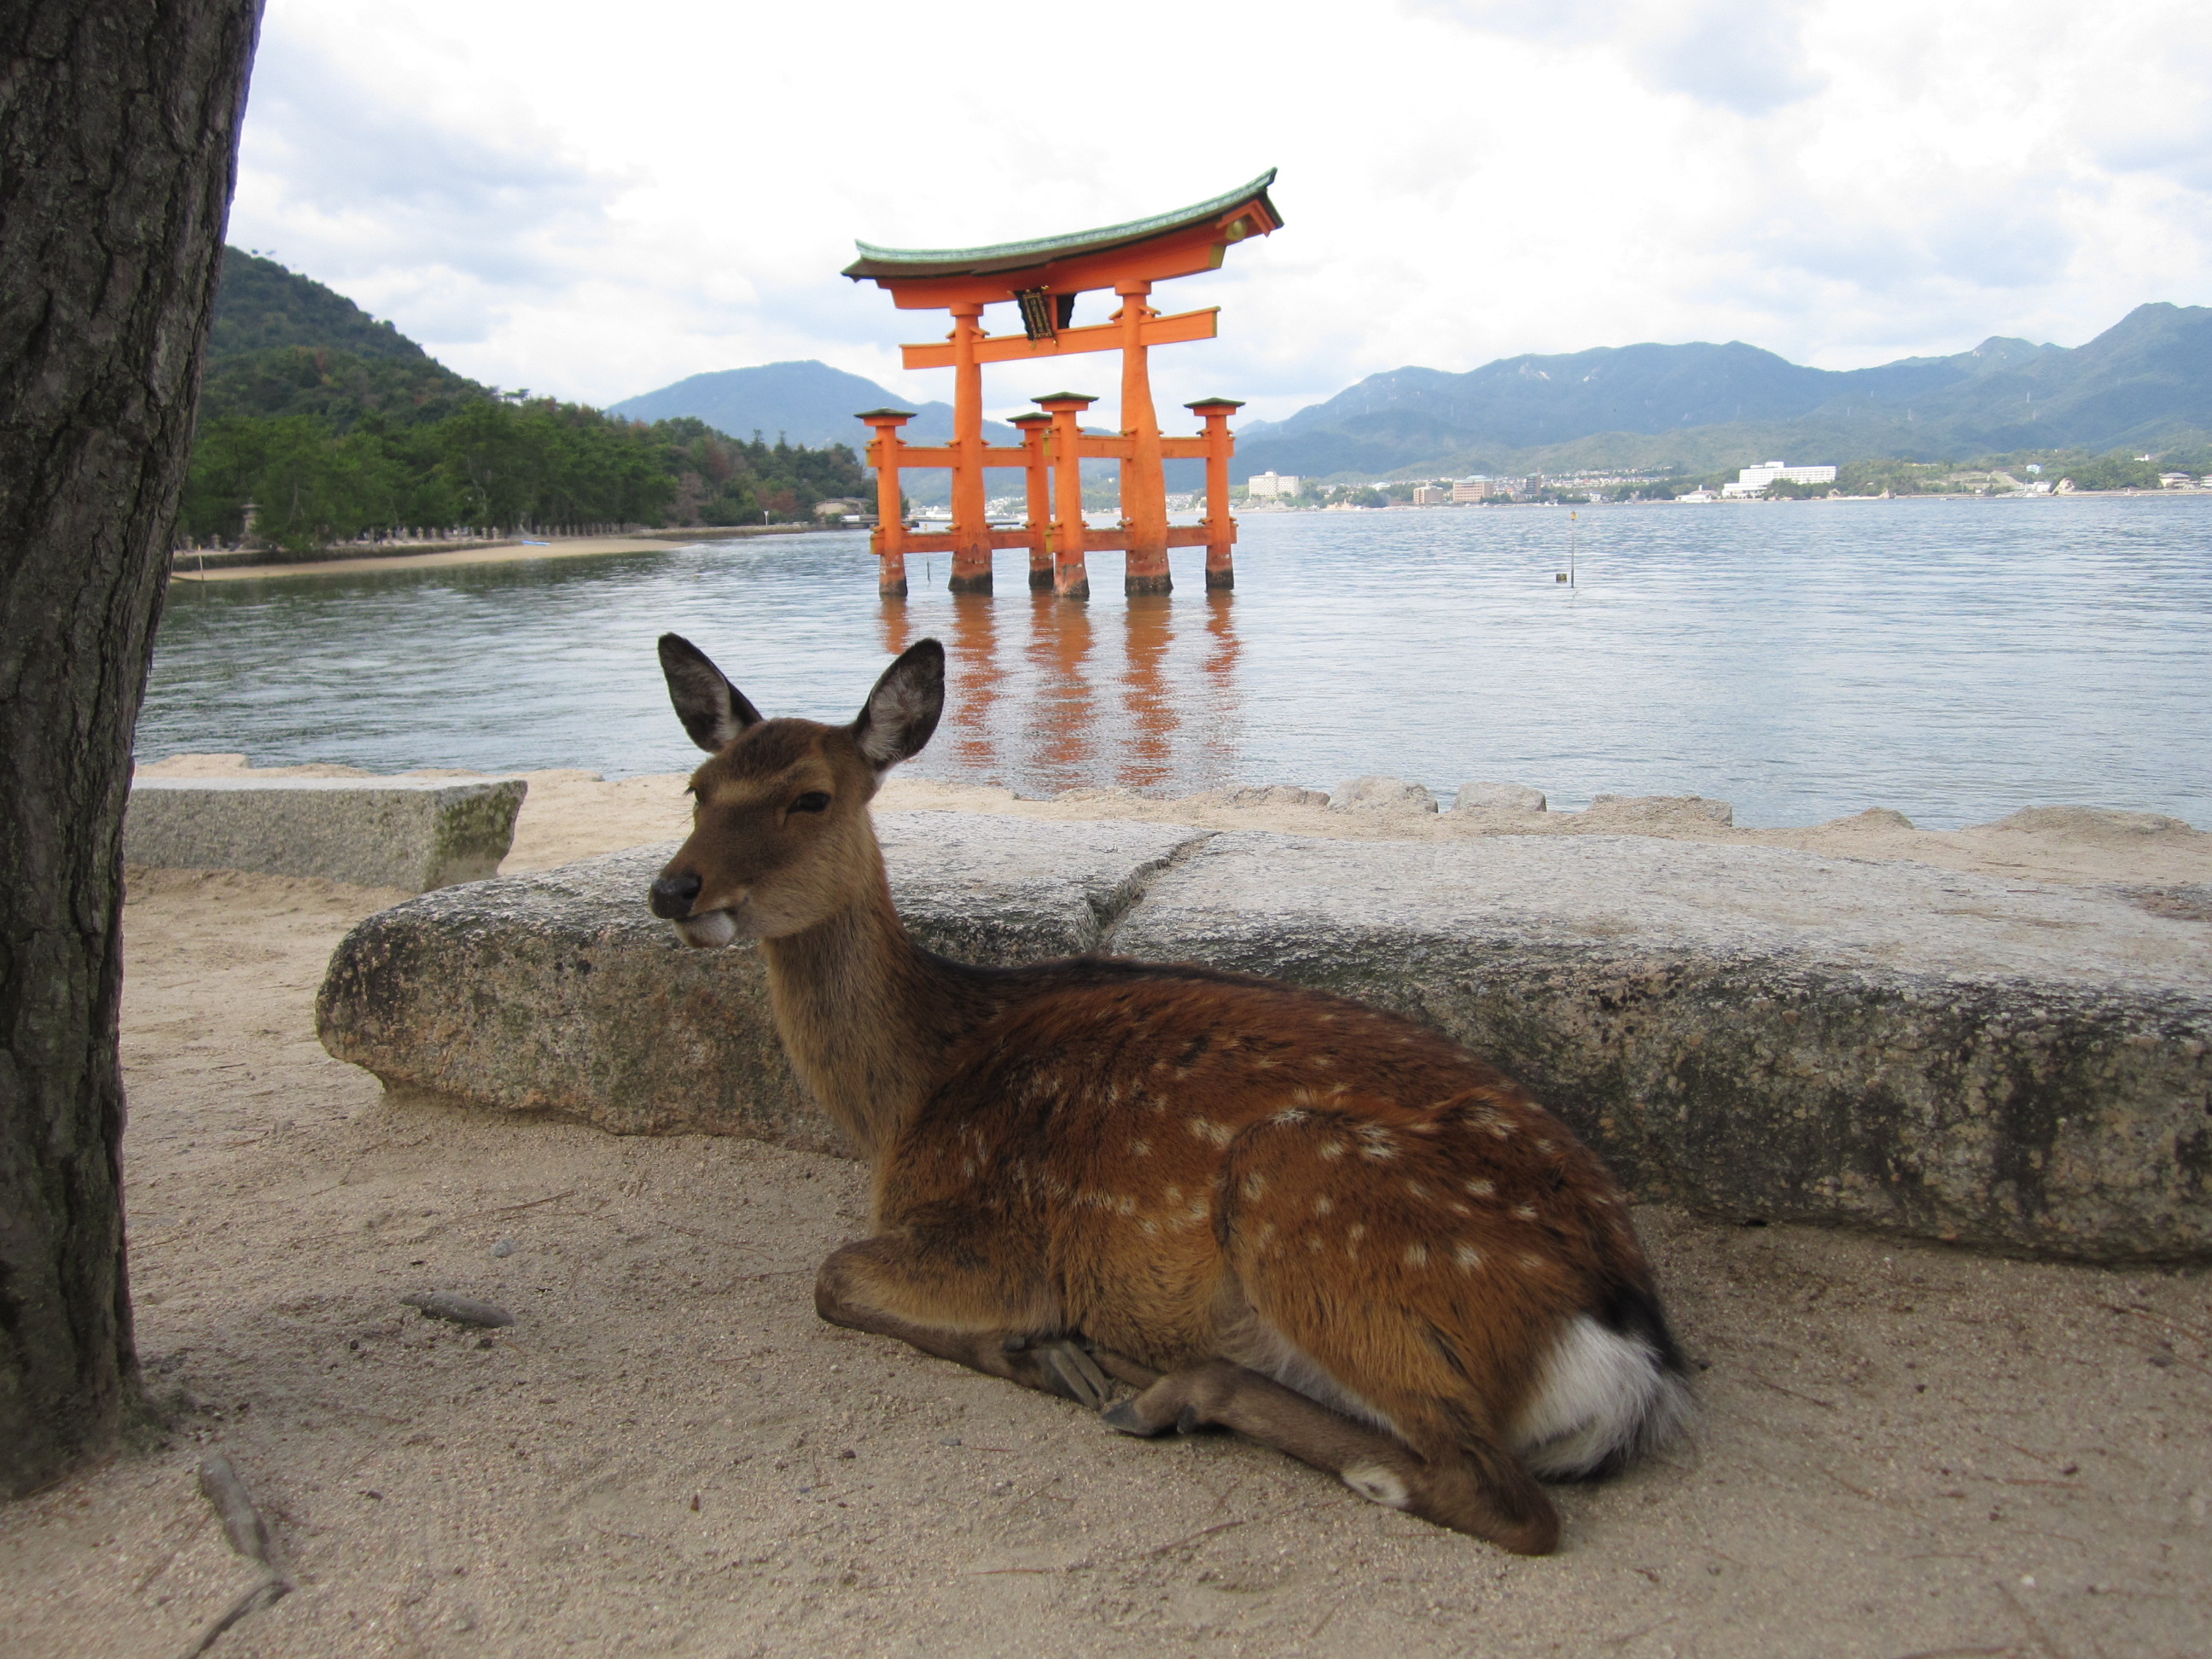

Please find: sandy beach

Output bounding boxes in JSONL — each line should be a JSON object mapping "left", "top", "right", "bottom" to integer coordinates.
{"left": 2, "top": 764, "right": 2206, "bottom": 1657}
{"left": 168, "top": 526, "right": 834, "bottom": 584}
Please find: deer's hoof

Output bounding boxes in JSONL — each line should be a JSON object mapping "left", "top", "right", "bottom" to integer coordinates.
{"left": 1100, "top": 1398, "right": 1170, "bottom": 1438}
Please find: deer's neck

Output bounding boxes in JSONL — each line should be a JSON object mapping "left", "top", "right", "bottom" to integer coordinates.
{"left": 757, "top": 852, "right": 979, "bottom": 1161}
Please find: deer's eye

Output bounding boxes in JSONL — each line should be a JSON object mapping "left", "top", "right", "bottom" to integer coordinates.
{"left": 790, "top": 791, "right": 831, "bottom": 814}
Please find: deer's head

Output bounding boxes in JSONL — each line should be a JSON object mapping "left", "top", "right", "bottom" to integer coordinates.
{"left": 647, "top": 635, "right": 944, "bottom": 946}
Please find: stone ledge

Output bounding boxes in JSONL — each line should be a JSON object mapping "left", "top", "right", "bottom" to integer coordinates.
{"left": 127, "top": 777, "right": 526, "bottom": 893}
{"left": 316, "top": 812, "right": 2212, "bottom": 1260}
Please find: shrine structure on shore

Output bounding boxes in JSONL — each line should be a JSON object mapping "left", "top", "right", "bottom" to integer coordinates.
{"left": 843, "top": 172, "right": 1282, "bottom": 599}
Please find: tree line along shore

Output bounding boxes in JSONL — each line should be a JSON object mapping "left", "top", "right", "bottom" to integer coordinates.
{"left": 181, "top": 250, "right": 869, "bottom": 556}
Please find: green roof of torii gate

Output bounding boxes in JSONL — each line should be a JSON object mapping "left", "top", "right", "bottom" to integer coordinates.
{"left": 843, "top": 170, "right": 1280, "bottom": 282}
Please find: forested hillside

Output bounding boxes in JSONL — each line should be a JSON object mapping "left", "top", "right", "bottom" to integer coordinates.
{"left": 183, "top": 251, "right": 866, "bottom": 552}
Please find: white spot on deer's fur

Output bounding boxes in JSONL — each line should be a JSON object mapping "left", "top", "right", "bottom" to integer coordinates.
{"left": 1448, "top": 1202, "right": 1471, "bottom": 1218}
{"left": 1187, "top": 1118, "right": 1235, "bottom": 1147}
{"left": 1318, "top": 1141, "right": 1346, "bottom": 1161}
{"left": 1512, "top": 1204, "right": 1538, "bottom": 1221}
{"left": 1313, "top": 1195, "right": 1332, "bottom": 1217}
{"left": 1140, "top": 1218, "right": 1159, "bottom": 1235}
{"left": 1535, "top": 1138, "right": 1557, "bottom": 1154}
{"left": 1520, "top": 1252, "right": 1546, "bottom": 1270}
{"left": 1464, "top": 1179, "right": 1495, "bottom": 1199}
{"left": 1348, "top": 1223, "right": 1365, "bottom": 1241}
{"left": 1242, "top": 1172, "right": 1267, "bottom": 1201}
{"left": 1455, "top": 1243, "right": 1483, "bottom": 1272}
{"left": 1406, "top": 1180, "right": 1429, "bottom": 1200}
{"left": 1514, "top": 1314, "right": 1692, "bottom": 1480}
{"left": 961, "top": 1159, "right": 975, "bottom": 1179}
{"left": 1307, "top": 1235, "right": 1323, "bottom": 1252}
{"left": 1130, "top": 1138, "right": 1150, "bottom": 1157}
{"left": 1341, "top": 1465, "right": 1411, "bottom": 1509}
{"left": 1404, "top": 1243, "right": 1428, "bottom": 1267}
{"left": 1271, "top": 1107, "right": 1312, "bottom": 1126}
{"left": 1254, "top": 1222, "right": 1278, "bottom": 1249}
{"left": 1164, "top": 1185, "right": 1183, "bottom": 1204}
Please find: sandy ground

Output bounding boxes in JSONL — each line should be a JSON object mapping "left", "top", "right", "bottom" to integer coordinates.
{"left": 4, "top": 769, "right": 2209, "bottom": 1658}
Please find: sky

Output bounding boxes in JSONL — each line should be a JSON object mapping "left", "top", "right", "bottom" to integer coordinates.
{"left": 228, "top": 0, "right": 2212, "bottom": 429}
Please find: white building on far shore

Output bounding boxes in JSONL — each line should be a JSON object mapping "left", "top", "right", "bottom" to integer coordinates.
{"left": 1723, "top": 459, "right": 1837, "bottom": 497}
{"left": 1244, "top": 470, "right": 1302, "bottom": 498}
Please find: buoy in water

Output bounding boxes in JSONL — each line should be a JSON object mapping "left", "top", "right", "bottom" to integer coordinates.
{"left": 1555, "top": 572, "right": 1569, "bottom": 582}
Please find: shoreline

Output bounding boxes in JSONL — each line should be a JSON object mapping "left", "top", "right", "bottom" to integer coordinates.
{"left": 134, "top": 754, "right": 2212, "bottom": 891}
{"left": 169, "top": 522, "right": 846, "bottom": 583}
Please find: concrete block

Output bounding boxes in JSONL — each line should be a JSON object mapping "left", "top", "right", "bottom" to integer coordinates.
{"left": 127, "top": 777, "right": 526, "bottom": 893}
{"left": 1455, "top": 782, "right": 1547, "bottom": 813}
{"left": 1330, "top": 775, "right": 1439, "bottom": 813}
{"left": 317, "top": 813, "right": 2212, "bottom": 1261}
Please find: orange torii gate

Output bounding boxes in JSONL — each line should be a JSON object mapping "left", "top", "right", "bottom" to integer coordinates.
{"left": 843, "top": 171, "right": 1283, "bottom": 600}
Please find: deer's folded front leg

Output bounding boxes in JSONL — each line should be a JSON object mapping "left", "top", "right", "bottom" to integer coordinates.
{"left": 814, "top": 1233, "right": 1112, "bottom": 1406}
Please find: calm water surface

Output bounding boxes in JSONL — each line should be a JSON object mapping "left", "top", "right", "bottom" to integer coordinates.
{"left": 140, "top": 498, "right": 2212, "bottom": 830}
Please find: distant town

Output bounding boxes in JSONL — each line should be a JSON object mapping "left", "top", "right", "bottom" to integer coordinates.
{"left": 1205, "top": 456, "right": 2210, "bottom": 510}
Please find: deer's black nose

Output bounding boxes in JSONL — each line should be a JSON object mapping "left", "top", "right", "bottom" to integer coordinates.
{"left": 649, "top": 871, "right": 702, "bottom": 919}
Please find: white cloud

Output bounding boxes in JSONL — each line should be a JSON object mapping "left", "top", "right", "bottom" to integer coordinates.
{"left": 227, "top": 0, "right": 2212, "bottom": 426}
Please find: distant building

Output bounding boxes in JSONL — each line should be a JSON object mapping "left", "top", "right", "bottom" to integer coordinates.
{"left": 1412, "top": 485, "right": 1447, "bottom": 505}
{"left": 1724, "top": 460, "right": 1837, "bottom": 497}
{"left": 1245, "top": 470, "right": 1302, "bottom": 498}
{"left": 2160, "top": 472, "right": 2194, "bottom": 489}
{"left": 1675, "top": 488, "right": 1720, "bottom": 504}
{"left": 813, "top": 498, "right": 867, "bottom": 519}
{"left": 1450, "top": 480, "right": 1491, "bottom": 504}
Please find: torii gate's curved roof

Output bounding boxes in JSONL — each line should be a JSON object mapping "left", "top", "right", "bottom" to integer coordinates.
{"left": 843, "top": 170, "right": 1281, "bottom": 282}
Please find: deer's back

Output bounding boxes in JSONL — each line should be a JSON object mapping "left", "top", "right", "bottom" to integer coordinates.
{"left": 874, "top": 958, "right": 1651, "bottom": 1379}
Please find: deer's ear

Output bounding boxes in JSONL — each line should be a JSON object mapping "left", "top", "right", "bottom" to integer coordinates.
{"left": 659, "top": 633, "right": 763, "bottom": 754}
{"left": 851, "top": 638, "right": 944, "bottom": 771}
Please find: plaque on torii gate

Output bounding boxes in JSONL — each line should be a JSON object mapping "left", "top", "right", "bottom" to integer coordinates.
{"left": 843, "top": 171, "right": 1283, "bottom": 599}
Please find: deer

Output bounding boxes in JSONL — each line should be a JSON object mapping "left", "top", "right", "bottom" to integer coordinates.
{"left": 646, "top": 634, "right": 1691, "bottom": 1555}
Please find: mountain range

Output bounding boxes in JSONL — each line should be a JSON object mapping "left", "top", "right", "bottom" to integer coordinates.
{"left": 1234, "top": 303, "right": 2212, "bottom": 480}
{"left": 608, "top": 303, "right": 2212, "bottom": 485}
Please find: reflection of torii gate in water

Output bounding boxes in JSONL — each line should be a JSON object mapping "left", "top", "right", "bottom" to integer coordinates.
{"left": 843, "top": 171, "right": 1283, "bottom": 601}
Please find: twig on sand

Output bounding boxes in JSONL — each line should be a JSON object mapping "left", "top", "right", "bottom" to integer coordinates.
{"left": 178, "top": 1453, "right": 291, "bottom": 1658}
{"left": 478, "top": 1187, "right": 578, "bottom": 1216}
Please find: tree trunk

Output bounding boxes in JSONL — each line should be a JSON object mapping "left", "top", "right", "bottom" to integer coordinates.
{"left": 0, "top": 0, "right": 262, "bottom": 1498}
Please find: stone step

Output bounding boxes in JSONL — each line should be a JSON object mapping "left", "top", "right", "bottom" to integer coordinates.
{"left": 127, "top": 776, "right": 526, "bottom": 893}
{"left": 316, "top": 812, "right": 2212, "bottom": 1261}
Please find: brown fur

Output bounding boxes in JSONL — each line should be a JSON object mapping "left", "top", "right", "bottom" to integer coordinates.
{"left": 649, "top": 637, "right": 1684, "bottom": 1555}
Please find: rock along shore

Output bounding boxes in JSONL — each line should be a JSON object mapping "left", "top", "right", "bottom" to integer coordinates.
{"left": 317, "top": 812, "right": 2212, "bottom": 1263}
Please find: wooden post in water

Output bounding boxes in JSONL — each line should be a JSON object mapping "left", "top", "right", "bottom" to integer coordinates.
{"left": 1187, "top": 397, "right": 1243, "bottom": 591}
{"left": 859, "top": 408, "right": 915, "bottom": 598}
{"left": 1010, "top": 412, "right": 1054, "bottom": 591}
{"left": 1037, "top": 393, "right": 1095, "bottom": 601}
{"left": 947, "top": 303, "right": 992, "bottom": 593}
{"left": 1116, "top": 281, "right": 1170, "bottom": 596}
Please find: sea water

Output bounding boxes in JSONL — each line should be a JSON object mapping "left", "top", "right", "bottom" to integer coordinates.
{"left": 138, "top": 495, "right": 2212, "bottom": 830}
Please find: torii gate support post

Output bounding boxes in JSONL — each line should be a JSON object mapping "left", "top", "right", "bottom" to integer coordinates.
{"left": 948, "top": 302, "right": 992, "bottom": 593}
{"left": 1117, "top": 281, "right": 1171, "bottom": 596}
{"left": 1038, "top": 393, "right": 1094, "bottom": 601}
{"left": 1187, "top": 398, "right": 1243, "bottom": 590}
{"left": 859, "top": 408, "right": 914, "bottom": 598}
{"left": 1010, "top": 412, "right": 1054, "bottom": 590}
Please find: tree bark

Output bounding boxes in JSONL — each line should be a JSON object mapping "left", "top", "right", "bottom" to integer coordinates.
{"left": 1, "top": 0, "right": 262, "bottom": 1498}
